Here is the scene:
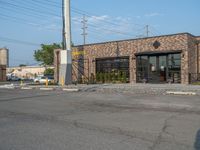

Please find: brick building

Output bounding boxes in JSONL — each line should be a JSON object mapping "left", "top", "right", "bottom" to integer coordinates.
{"left": 55, "top": 32, "right": 200, "bottom": 84}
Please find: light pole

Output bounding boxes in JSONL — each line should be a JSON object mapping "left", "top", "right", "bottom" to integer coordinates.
{"left": 59, "top": 0, "right": 72, "bottom": 85}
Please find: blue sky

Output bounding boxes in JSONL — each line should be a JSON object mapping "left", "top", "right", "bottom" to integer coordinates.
{"left": 0, "top": 0, "right": 200, "bottom": 66}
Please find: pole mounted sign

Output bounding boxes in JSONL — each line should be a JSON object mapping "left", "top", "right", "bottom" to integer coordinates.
{"left": 59, "top": 0, "right": 72, "bottom": 85}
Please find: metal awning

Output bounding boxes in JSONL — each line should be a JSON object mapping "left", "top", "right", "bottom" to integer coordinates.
{"left": 135, "top": 50, "right": 182, "bottom": 56}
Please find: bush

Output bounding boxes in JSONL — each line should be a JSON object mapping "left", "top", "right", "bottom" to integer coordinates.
{"left": 121, "top": 72, "right": 127, "bottom": 83}
{"left": 99, "top": 73, "right": 104, "bottom": 83}
{"left": 96, "top": 72, "right": 100, "bottom": 82}
{"left": 107, "top": 73, "right": 112, "bottom": 82}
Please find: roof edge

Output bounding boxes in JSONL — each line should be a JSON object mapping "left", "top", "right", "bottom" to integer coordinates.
{"left": 73, "top": 32, "right": 195, "bottom": 48}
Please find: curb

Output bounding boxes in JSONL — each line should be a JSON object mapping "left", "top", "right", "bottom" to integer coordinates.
{"left": 62, "top": 88, "right": 79, "bottom": 92}
{"left": 21, "top": 87, "right": 33, "bottom": 90}
{"left": 166, "top": 91, "right": 196, "bottom": 95}
{"left": 0, "top": 87, "right": 15, "bottom": 89}
{"left": 40, "top": 87, "right": 54, "bottom": 91}
{"left": 110, "top": 103, "right": 200, "bottom": 113}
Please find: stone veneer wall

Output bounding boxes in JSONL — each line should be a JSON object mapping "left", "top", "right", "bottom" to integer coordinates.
{"left": 72, "top": 33, "right": 195, "bottom": 84}
{"left": 196, "top": 37, "right": 200, "bottom": 75}
{"left": 54, "top": 49, "right": 61, "bottom": 83}
{"left": 0, "top": 65, "right": 6, "bottom": 81}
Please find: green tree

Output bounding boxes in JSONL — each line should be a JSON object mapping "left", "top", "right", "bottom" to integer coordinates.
{"left": 19, "top": 64, "right": 27, "bottom": 67}
{"left": 44, "top": 68, "right": 54, "bottom": 76}
{"left": 34, "top": 43, "right": 61, "bottom": 65}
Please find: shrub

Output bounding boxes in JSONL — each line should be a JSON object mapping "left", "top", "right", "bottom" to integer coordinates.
{"left": 122, "top": 72, "right": 127, "bottom": 83}
{"left": 96, "top": 72, "right": 100, "bottom": 82}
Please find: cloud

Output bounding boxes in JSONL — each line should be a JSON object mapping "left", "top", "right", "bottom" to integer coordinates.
{"left": 71, "top": 14, "right": 161, "bottom": 44}
{"left": 145, "top": 13, "right": 163, "bottom": 17}
{"left": 88, "top": 15, "right": 109, "bottom": 24}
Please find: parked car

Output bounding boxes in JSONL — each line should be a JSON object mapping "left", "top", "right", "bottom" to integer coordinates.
{"left": 34, "top": 76, "right": 43, "bottom": 83}
{"left": 7, "top": 76, "right": 21, "bottom": 81}
{"left": 34, "top": 76, "right": 54, "bottom": 84}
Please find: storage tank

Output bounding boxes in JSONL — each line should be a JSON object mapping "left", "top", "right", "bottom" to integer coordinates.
{"left": 0, "top": 48, "right": 9, "bottom": 67}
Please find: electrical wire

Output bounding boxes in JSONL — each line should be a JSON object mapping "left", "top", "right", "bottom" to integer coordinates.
{"left": 0, "top": 36, "right": 40, "bottom": 46}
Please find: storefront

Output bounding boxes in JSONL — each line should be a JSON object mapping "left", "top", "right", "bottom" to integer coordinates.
{"left": 136, "top": 52, "right": 181, "bottom": 83}
{"left": 54, "top": 32, "right": 200, "bottom": 84}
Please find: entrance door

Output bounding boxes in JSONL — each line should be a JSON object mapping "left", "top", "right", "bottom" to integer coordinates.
{"left": 149, "top": 56, "right": 159, "bottom": 82}
{"left": 148, "top": 55, "right": 167, "bottom": 83}
{"left": 158, "top": 56, "right": 167, "bottom": 82}
{"left": 136, "top": 53, "right": 181, "bottom": 83}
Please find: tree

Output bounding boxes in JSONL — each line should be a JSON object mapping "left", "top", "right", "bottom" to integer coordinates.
{"left": 34, "top": 43, "right": 61, "bottom": 65}
{"left": 44, "top": 68, "right": 54, "bottom": 76}
{"left": 19, "top": 64, "right": 26, "bottom": 67}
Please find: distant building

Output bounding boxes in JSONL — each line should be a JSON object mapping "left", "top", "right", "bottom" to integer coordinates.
{"left": 7, "top": 66, "right": 54, "bottom": 79}
{"left": 0, "top": 48, "right": 9, "bottom": 81}
{"left": 0, "top": 48, "right": 9, "bottom": 66}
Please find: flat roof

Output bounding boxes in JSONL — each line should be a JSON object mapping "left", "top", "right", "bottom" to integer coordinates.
{"left": 74, "top": 32, "right": 196, "bottom": 47}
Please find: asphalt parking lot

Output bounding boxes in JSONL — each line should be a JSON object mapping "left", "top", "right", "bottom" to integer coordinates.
{"left": 0, "top": 85, "right": 200, "bottom": 150}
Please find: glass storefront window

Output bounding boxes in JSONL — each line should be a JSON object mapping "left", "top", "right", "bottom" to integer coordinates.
{"left": 136, "top": 53, "right": 181, "bottom": 83}
{"left": 96, "top": 57, "right": 130, "bottom": 82}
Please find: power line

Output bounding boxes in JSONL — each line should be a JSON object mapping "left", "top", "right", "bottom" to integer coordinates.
{"left": 0, "top": 13, "right": 61, "bottom": 31}
{"left": 2, "top": 0, "right": 144, "bottom": 38}
{"left": 0, "top": 36, "right": 40, "bottom": 46}
{"left": 71, "top": 7, "right": 143, "bottom": 28}
{"left": 3, "top": 0, "right": 142, "bottom": 37}
{"left": 0, "top": 0, "right": 61, "bottom": 17}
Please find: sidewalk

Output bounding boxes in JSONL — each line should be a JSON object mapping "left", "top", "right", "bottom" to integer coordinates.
{"left": 1, "top": 83, "right": 200, "bottom": 94}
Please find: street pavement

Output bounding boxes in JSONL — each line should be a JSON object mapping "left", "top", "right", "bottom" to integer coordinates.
{"left": 0, "top": 85, "right": 200, "bottom": 150}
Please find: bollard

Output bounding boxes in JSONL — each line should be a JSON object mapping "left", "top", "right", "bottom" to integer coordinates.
{"left": 20, "top": 80, "right": 23, "bottom": 86}
{"left": 61, "top": 77, "right": 64, "bottom": 86}
{"left": 46, "top": 77, "right": 48, "bottom": 87}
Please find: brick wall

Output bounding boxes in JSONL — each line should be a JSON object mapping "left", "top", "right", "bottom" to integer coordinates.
{"left": 0, "top": 65, "right": 6, "bottom": 81}
{"left": 73, "top": 33, "right": 191, "bottom": 84}
{"left": 54, "top": 49, "right": 61, "bottom": 83}
{"left": 54, "top": 33, "right": 199, "bottom": 84}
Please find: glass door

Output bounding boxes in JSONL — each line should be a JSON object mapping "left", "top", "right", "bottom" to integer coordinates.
{"left": 159, "top": 56, "right": 167, "bottom": 82}
{"left": 149, "top": 56, "right": 159, "bottom": 82}
{"left": 136, "top": 53, "right": 181, "bottom": 83}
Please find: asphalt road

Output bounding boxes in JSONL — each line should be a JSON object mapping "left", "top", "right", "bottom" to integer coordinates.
{"left": 0, "top": 88, "right": 200, "bottom": 150}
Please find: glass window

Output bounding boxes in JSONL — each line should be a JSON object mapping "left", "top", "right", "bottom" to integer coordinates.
{"left": 136, "top": 53, "right": 181, "bottom": 83}
{"left": 96, "top": 57, "right": 129, "bottom": 81}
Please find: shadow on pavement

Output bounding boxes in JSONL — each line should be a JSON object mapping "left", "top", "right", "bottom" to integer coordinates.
{"left": 195, "top": 129, "right": 200, "bottom": 150}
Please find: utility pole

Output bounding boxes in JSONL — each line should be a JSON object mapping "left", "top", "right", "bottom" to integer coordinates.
{"left": 81, "top": 15, "right": 87, "bottom": 45}
{"left": 59, "top": 0, "right": 72, "bottom": 85}
{"left": 146, "top": 25, "right": 149, "bottom": 37}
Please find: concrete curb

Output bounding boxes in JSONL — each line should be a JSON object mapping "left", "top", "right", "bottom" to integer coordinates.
{"left": 40, "top": 87, "right": 54, "bottom": 91}
{"left": 110, "top": 102, "right": 200, "bottom": 113}
{"left": 166, "top": 91, "right": 197, "bottom": 95}
{"left": 0, "top": 86, "right": 15, "bottom": 89}
{"left": 62, "top": 88, "right": 79, "bottom": 92}
{"left": 21, "top": 87, "right": 33, "bottom": 90}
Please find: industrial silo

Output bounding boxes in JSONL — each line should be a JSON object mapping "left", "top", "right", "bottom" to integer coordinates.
{"left": 0, "top": 48, "right": 9, "bottom": 67}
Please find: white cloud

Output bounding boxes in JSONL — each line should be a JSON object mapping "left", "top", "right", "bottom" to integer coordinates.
{"left": 88, "top": 15, "right": 109, "bottom": 24}
{"left": 71, "top": 14, "right": 161, "bottom": 44}
{"left": 145, "top": 13, "right": 163, "bottom": 17}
